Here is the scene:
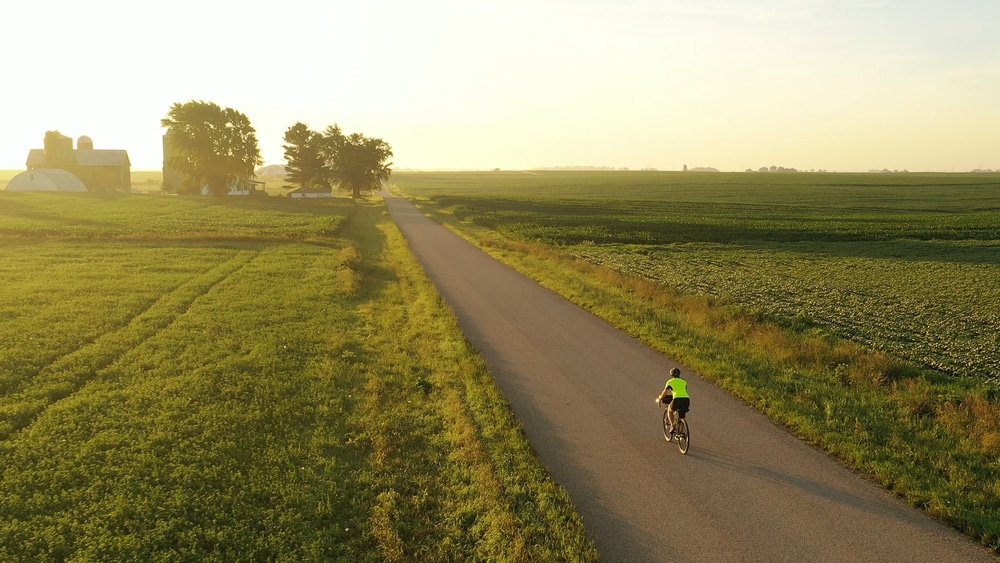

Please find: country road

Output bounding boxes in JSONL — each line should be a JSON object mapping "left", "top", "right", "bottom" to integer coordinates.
{"left": 382, "top": 193, "right": 995, "bottom": 562}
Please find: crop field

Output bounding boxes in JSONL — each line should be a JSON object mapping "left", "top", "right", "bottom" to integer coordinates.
{"left": 0, "top": 192, "right": 594, "bottom": 560}
{"left": 393, "top": 170, "right": 1000, "bottom": 385}
{"left": 392, "top": 170, "right": 1000, "bottom": 552}
{"left": 0, "top": 170, "right": 290, "bottom": 195}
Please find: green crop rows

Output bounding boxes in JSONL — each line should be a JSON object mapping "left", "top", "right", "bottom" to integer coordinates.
{"left": 0, "top": 192, "right": 594, "bottom": 561}
{"left": 395, "top": 170, "right": 1000, "bottom": 385}
{"left": 572, "top": 240, "right": 1000, "bottom": 384}
{"left": 0, "top": 192, "right": 349, "bottom": 239}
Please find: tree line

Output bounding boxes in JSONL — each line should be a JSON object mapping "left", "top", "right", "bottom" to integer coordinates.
{"left": 161, "top": 100, "right": 391, "bottom": 198}
{"left": 281, "top": 122, "right": 393, "bottom": 199}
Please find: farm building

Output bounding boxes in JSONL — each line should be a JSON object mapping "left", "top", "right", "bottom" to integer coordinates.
{"left": 199, "top": 178, "right": 267, "bottom": 196}
{"left": 161, "top": 133, "right": 183, "bottom": 192}
{"left": 4, "top": 169, "right": 87, "bottom": 192}
{"left": 24, "top": 133, "right": 131, "bottom": 191}
{"left": 288, "top": 186, "right": 333, "bottom": 198}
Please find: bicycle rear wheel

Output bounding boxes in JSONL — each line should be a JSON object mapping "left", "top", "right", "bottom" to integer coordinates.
{"left": 675, "top": 419, "right": 690, "bottom": 454}
{"left": 662, "top": 409, "right": 673, "bottom": 442}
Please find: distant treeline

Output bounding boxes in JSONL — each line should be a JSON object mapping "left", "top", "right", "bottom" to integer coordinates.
{"left": 746, "top": 166, "right": 810, "bottom": 173}
{"left": 534, "top": 166, "right": 630, "bottom": 171}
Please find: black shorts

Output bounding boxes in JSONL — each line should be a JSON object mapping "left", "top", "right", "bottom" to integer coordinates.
{"left": 669, "top": 397, "right": 690, "bottom": 418}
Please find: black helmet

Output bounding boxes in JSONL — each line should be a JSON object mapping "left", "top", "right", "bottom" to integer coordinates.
{"left": 669, "top": 367, "right": 681, "bottom": 377}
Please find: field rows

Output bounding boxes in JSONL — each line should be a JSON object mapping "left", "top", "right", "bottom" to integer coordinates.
{"left": 395, "top": 171, "right": 1000, "bottom": 386}
{"left": 571, "top": 241, "right": 1000, "bottom": 384}
{"left": 1, "top": 242, "right": 366, "bottom": 559}
{"left": 0, "top": 193, "right": 593, "bottom": 560}
{"left": 0, "top": 245, "right": 258, "bottom": 440}
{"left": 0, "top": 192, "right": 351, "bottom": 239}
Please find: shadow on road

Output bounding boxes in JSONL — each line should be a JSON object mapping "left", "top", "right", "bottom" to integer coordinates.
{"left": 688, "top": 448, "right": 931, "bottom": 528}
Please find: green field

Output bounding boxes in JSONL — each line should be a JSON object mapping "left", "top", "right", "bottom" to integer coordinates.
{"left": 393, "top": 170, "right": 1000, "bottom": 385}
{"left": 0, "top": 170, "right": 294, "bottom": 196}
{"left": 0, "top": 191, "right": 595, "bottom": 561}
{"left": 391, "top": 170, "right": 1000, "bottom": 553}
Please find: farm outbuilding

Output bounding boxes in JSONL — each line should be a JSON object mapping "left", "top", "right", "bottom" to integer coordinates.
{"left": 25, "top": 133, "right": 131, "bottom": 191}
{"left": 199, "top": 179, "right": 267, "bottom": 196}
{"left": 4, "top": 169, "right": 88, "bottom": 192}
{"left": 288, "top": 187, "right": 332, "bottom": 199}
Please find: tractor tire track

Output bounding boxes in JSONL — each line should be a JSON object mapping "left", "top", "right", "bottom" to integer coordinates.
{"left": 0, "top": 250, "right": 259, "bottom": 441}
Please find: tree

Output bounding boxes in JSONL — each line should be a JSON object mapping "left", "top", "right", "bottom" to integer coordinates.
{"left": 161, "top": 100, "right": 262, "bottom": 195}
{"left": 282, "top": 122, "right": 329, "bottom": 190}
{"left": 320, "top": 125, "right": 393, "bottom": 199}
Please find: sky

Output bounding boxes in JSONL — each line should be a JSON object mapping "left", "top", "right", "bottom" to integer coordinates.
{"left": 2, "top": 0, "right": 999, "bottom": 173}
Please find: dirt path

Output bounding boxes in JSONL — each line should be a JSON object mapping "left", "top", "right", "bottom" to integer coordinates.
{"left": 383, "top": 193, "right": 994, "bottom": 562}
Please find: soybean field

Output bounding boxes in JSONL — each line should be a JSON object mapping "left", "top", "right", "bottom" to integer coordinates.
{"left": 393, "top": 170, "right": 1000, "bottom": 386}
{"left": 392, "top": 170, "right": 1000, "bottom": 553}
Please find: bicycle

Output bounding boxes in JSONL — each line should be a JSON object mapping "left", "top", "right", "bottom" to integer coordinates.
{"left": 661, "top": 402, "right": 690, "bottom": 454}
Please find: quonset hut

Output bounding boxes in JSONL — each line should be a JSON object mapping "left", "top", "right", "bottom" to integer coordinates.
{"left": 4, "top": 169, "right": 87, "bottom": 192}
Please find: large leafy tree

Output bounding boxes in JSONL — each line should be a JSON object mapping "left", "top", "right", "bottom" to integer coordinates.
{"left": 282, "top": 122, "right": 329, "bottom": 190}
{"left": 320, "top": 125, "right": 393, "bottom": 199}
{"left": 161, "top": 100, "right": 262, "bottom": 195}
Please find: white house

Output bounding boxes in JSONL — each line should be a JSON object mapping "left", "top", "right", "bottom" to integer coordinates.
{"left": 288, "top": 187, "right": 333, "bottom": 199}
{"left": 200, "top": 178, "right": 267, "bottom": 196}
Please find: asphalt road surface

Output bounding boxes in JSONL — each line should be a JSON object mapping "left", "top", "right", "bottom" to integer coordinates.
{"left": 383, "top": 193, "right": 995, "bottom": 562}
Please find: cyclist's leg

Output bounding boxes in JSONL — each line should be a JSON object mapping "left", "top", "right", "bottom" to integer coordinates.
{"left": 674, "top": 398, "right": 690, "bottom": 425}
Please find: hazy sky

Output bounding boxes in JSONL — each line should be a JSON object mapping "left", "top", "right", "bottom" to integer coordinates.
{"left": 2, "top": 0, "right": 998, "bottom": 172}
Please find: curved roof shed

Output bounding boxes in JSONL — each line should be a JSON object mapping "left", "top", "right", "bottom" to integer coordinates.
{"left": 5, "top": 169, "right": 87, "bottom": 192}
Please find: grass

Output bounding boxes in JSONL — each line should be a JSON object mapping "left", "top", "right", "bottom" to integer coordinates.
{"left": 0, "top": 191, "right": 595, "bottom": 561}
{"left": 391, "top": 169, "right": 1000, "bottom": 555}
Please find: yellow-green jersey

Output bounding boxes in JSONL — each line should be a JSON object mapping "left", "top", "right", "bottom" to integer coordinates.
{"left": 665, "top": 377, "right": 689, "bottom": 398}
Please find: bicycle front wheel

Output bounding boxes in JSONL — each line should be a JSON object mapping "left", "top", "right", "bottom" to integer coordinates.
{"left": 662, "top": 409, "right": 673, "bottom": 442}
{"left": 676, "top": 419, "right": 690, "bottom": 454}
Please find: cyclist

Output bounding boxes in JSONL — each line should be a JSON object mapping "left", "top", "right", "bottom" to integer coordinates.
{"left": 655, "top": 367, "right": 690, "bottom": 434}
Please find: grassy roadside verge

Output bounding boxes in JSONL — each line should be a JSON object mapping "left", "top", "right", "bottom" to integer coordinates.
{"left": 403, "top": 192, "right": 1000, "bottom": 555}
{"left": 341, "top": 200, "right": 597, "bottom": 560}
{"left": 0, "top": 194, "right": 595, "bottom": 561}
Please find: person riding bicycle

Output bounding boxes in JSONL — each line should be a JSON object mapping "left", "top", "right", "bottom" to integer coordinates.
{"left": 655, "top": 367, "right": 690, "bottom": 434}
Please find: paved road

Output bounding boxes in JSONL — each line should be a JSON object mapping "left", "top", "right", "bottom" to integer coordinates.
{"left": 383, "top": 193, "right": 995, "bottom": 562}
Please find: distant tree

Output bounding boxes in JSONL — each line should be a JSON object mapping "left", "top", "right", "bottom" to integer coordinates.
{"left": 320, "top": 125, "right": 393, "bottom": 199}
{"left": 161, "top": 100, "right": 262, "bottom": 195}
{"left": 282, "top": 122, "right": 329, "bottom": 190}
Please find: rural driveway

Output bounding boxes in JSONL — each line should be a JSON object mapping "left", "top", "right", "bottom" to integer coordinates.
{"left": 382, "top": 193, "right": 995, "bottom": 562}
